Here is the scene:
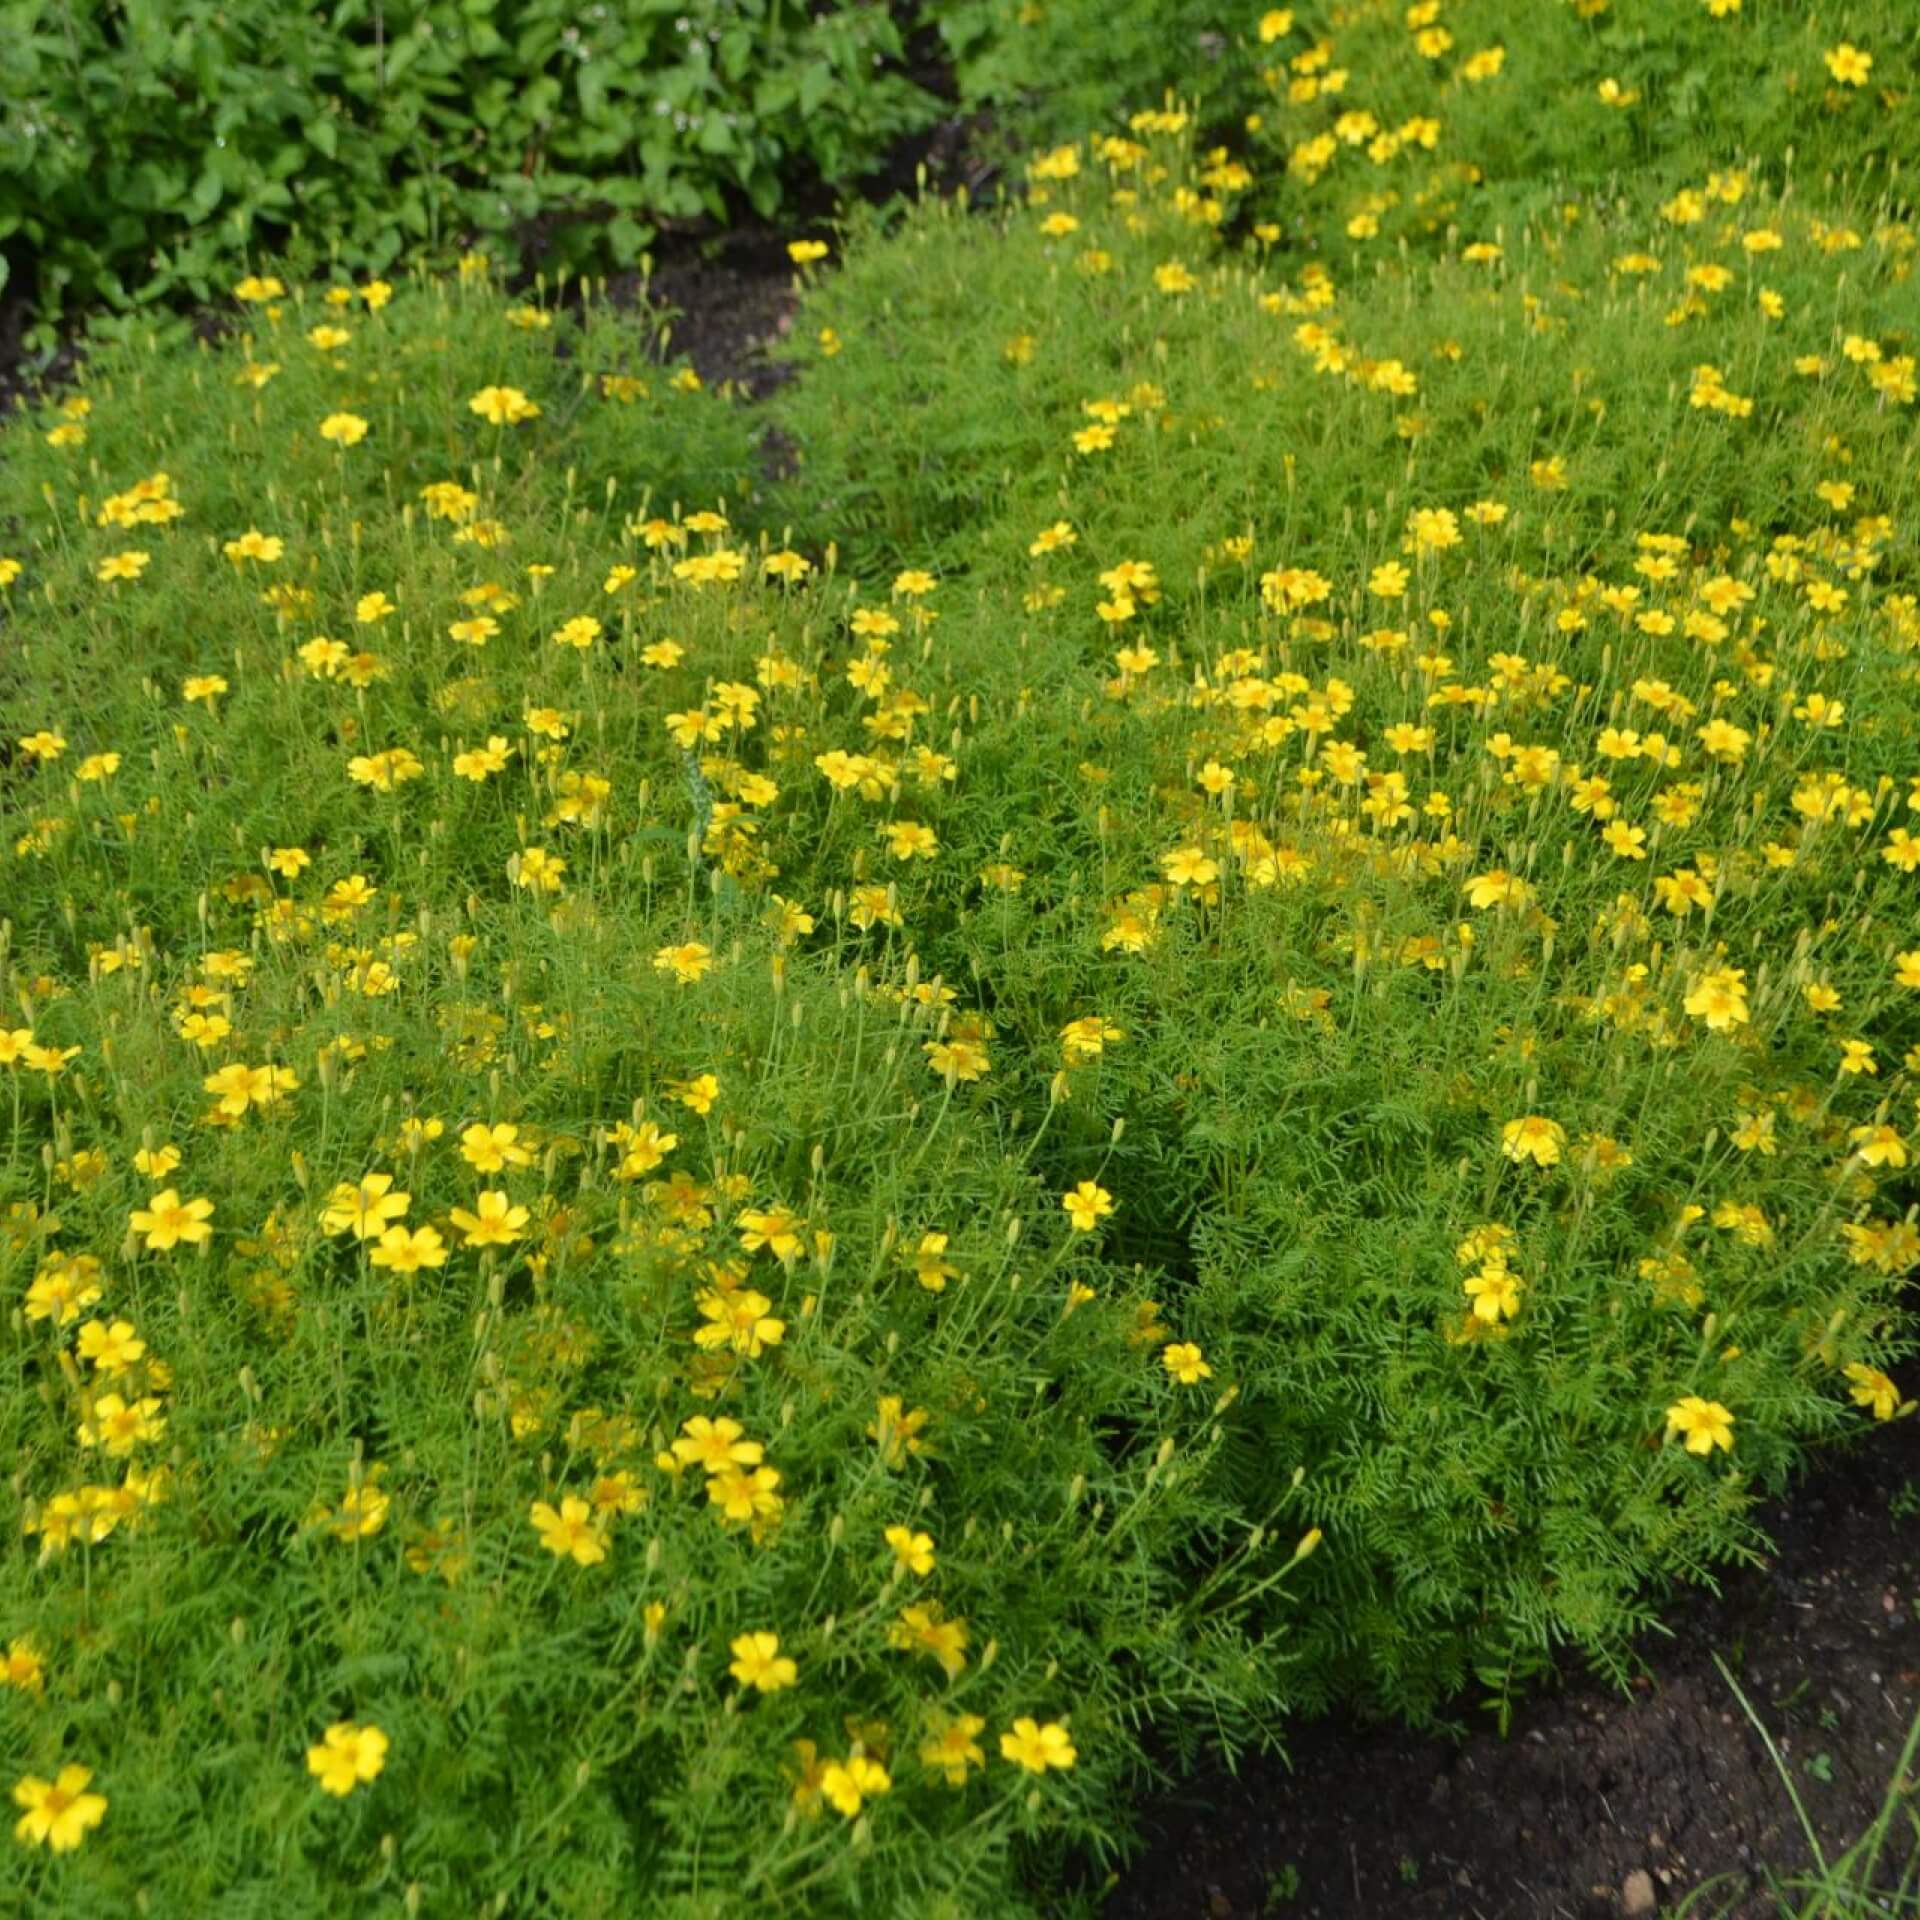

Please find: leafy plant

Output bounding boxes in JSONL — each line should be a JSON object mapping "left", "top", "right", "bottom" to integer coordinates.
{"left": 0, "top": 0, "right": 935, "bottom": 341}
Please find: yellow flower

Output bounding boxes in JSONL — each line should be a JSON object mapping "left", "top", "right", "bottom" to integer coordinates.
{"left": 76, "top": 1393, "right": 166, "bottom": 1457}
{"left": 669, "top": 1073, "right": 719, "bottom": 1114}
{"left": 468, "top": 385, "right": 541, "bottom": 426}
{"left": 884, "top": 1525, "right": 935, "bottom": 1575}
{"left": 1665, "top": 1396, "right": 1735, "bottom": 1456}
{"left": 889, "top": 1602, "right": 968, "bottom": 1677}
{"left": 1161, "top": 1341, "right": 1213, "bottom": 1385}
{"left": 129, "top": 1188, "right": 214, "bottom": 1252}
{"left": 1, "top": 1638, "right": 46, "bottom": 1698}
{"left": 203, "top": 1062, "right": 299, "bottom": 1117}
{"left": 319, "top": 412, "right": 369, "bottom": 447}
{"left": 77, "top": 1318, "right": 145, "bottom": 1375}
{"left": 728, "top": 1631, "right": 798, "bottom": 1692}
{"left": 320, "top": 1173, "right": 410, "bottom": 1240}
{"left": 920, "top": 1714, "right": 987, "bottom": 1786}
{"left": 1500, "top": 1115, "right": 1565, "bottom": 1168}
{"left": 692, "top": 1288, "right": 785, "bottom": 1358}
{"left": 654, "top": 942, "right": 714, "bottom": 985}
{"left": 1000, "top": 1718, "right": 1077, "bottom": 1773}
{"left": 1848, "top": 1124, "right": 1907, "bottom": 1170}
{"left": 222, "top": 529, "right": 284, "bottom": 565}
{"left": 1684, "top": 967, "right": 1750, "bottom": 1031}
{"left": 1844, "top": 1364, "right": 1907, "bottom": 1422}
{"left": 530, "top": 1496, "right": 609, "bottom": 1566}
{"left": 672, "top": 1415, "right": 764, "bottom": 1475}
{"left": 1463, "top": 1262, "right": 1522, "bottom": 1323}
{"left": 449, "top": 1190, "right": 530, "bottom": 1248}
{"left": 305, "top": 1723, "right": 389, "bottom": 1796}
{"left": 1825, "top": 43, "right": 1872, "bottom": 86}
{"left": 1061, "top": 1180, "right": 1114, "bottom": 1232}
{"left": 820, "top": 1755, "right": 890, "bottom": 1818}
{"left": 461, "top": 1121, "right": 533, "bottom": 1173}
{"left": 787, "top": 240, "right": 830, "bottom": 264}
{"left": 368, "top": 1224, "right": 448, "bottom": 1274}
{"left": 12, "top": 1765, "right": 108, "bottom": 1851}
{"left": 924, "top": 1036, "right": 990, "bottom": 1082}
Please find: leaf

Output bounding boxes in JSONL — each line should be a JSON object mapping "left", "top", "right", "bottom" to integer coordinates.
{"left": 186, "top": 164, "right": 224, "bottom": 220}
{"left": 606, "top": 214, "right": 653, "bottom": 267}
{"left": 577, "top": 60, "right": 608, "bottom": 122}
{"left": 798, "top": 60, "right": 834, "bottom": 118}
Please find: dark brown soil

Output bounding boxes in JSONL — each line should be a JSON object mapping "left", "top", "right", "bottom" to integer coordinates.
{"left": 1110, "top": 1415, "right": 1920, "bottom": 1920}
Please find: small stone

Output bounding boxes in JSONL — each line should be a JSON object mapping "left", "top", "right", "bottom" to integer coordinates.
{"left": 1622, "top": 1868, "right": 1658, "bottom": 1915}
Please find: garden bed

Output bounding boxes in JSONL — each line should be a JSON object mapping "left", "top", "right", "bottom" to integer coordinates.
{"left": 2, "top": 7, "right": 1916, "bottom": 1916}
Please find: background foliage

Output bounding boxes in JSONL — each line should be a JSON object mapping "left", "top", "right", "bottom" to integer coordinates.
{"left": 0, "top": 0, "right": 932, "bottom": 335}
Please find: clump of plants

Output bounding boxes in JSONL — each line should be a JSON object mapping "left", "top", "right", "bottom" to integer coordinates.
{"left": 2, "top": 8, "right": 1917, "bottom": 1914}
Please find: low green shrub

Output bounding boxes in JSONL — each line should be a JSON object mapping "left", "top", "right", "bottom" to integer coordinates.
{"left": 0, "top": 0, "right": 934, "bottom": 338}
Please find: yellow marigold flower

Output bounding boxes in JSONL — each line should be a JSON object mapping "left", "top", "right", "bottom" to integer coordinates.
{"left": 460, "top": 1122, "right": 532, "bottom": 1174}
{"left": 693, "top": 1288, "right": 784, "bottom": 1358}
{"left": 368, "top": 1224, "right": 447, "bottom": 1274}
{"left": 1825, "top": 43, "right": 1872, "bottom": 86}
{"left": 728, "top": 1631, "right": 797, "bottom": 1692}
{"left": 76, "top": 1318, "right": 144, "bottom": 1375}
{"left": 672, "top": 1415, "right": 763, "bottom": 1475}
{"left": 1, "top": 1638, "right": 46, "bottom": 1698}
{"left": 1061, "top": 1180, "right": 1114, "bottom": 1232}
{"left": 12, "top": 1765, "right": 108, "bottom": 1851}
{"left": 306, "top": 1723, "right": 388, "bottom": 1796}
{"left": 530, "top": 1496, "right": 608, "bottom": 1566}
{"left": 1844, "top": 1364, "right": 1907, "bottom": 1422}
{"left": 320, "top": 1173, "right": 409, "bottom": 1240}
{"left": 319, "top": 412, "right": 368, "bottom": 447}
{"left": 468, "top": 385, "right": 541, "bottom": 426}
{"left": 884, "top": 1525, "right": 936, "bottom": 1575}
{"left": 1665, "top": 1395, "right": 1735, "bottom": 1455}
{"left": 1684, "top": 967, "right": 1750, "bottom": 1031}
{"left": 1500, "top": 1115, "right": 1566, "bottom": 1168}
{"left": 129, "top": 1189, "right": 214, "bottom": 1252}
{"left": 820, "top": 1755, "right": 889, "bottom": 1818}
{"left": 920, "top": 1714, "right": 987, "bottom": 1786}
{"left": 1000, "top": 1718, "right": 1077, "bottom": 1773}
{"left": 450, "top": 1190, "right": 530, "bottom": 1248}
{"left": 1162, "top": 1340, "right": 1212, "bottom": 1385}
{"left": 654, "top": 942, "right": 713, "bottom": 985}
